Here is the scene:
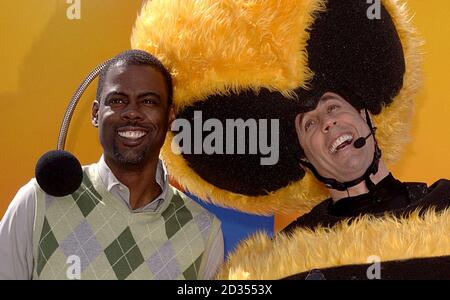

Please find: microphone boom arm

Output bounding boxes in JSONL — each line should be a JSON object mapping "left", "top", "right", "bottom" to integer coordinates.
{"left": 57, "top": 60, "right": 111, "bottom": 150}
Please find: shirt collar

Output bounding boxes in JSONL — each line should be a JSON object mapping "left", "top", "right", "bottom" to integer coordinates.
{"left": 97, "top": 155, "right": 169, "bottom": 212}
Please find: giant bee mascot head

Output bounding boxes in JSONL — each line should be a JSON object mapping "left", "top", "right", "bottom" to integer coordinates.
{"left": 131, "top": 0, "right": 421, "bottom": 219}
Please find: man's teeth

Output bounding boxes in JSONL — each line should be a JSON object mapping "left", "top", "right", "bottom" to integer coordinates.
{"left": 329, "top": 134, "right": 353, "bottom": 154}
{"left": 118, "top": 131, "right": 147, "bottom": 139}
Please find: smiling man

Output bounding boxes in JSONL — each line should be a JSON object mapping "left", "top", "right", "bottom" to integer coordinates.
{"left": 0, "top": 50, "right": 224, "bottom": 280}
{"left": 293, "top": 92, "right": 388, "bottom": 203}
{"left": 285, "top": 90, "right": 450, "bottom": 236}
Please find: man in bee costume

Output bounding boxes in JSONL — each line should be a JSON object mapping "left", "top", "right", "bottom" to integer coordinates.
{"left": 132, "top": 0, "right": 450, "bottom": 279}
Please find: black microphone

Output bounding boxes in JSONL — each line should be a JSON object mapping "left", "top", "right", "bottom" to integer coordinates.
{"left": 354, "top": 109, "right": 377, "bottom": 149}
{"left": 353, "top": 132, "right": 373, "bottom": 149}
{"left": 35, "top": 150, "right": 83, "bottom": 197}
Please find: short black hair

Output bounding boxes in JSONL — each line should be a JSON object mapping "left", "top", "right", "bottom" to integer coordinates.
{"left": 96, "top": 49, "right": 173, "bottom": 107}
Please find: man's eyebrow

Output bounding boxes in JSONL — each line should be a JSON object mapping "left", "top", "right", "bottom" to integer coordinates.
{"left": 319, "top": 94, "right": 336, "bottom": 103}
{"left": 138, "top": 91, "right": 161, "bottom": 100}
{"left": 105, "top": 91, "right": 127, "bottom": 99}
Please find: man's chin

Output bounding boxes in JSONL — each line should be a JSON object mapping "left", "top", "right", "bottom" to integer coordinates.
{"left": 323, "top": 158, "right": 368, "bottom": 181}
{"left": 334, "top": 165, "right": 369, "bottom": 182}
{"left": 113, "top": 149, "right": 147, "bottom": 166}
{"left": 120, "top": 156, "right": 144, "bottom": 165}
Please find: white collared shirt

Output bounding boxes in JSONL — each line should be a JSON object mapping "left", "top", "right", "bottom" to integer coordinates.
{"left": 97, "top": 155, "right": 167, "bottom": 212}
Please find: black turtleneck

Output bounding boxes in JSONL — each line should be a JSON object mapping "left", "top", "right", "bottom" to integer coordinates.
{"left": 282, "top": 174, "right": 450, "bottom": 234}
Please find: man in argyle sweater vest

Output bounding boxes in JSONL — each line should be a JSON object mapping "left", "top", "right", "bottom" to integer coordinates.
{"left": 33, "top": 164, "right": 221, "bottom": 279}
{"left": 0, "top": 50, "right": 224, "bottom": 280}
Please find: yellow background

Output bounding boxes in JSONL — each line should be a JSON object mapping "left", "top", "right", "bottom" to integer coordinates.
{"left": 1, "top": 1, "right": 449, "bottom": 231}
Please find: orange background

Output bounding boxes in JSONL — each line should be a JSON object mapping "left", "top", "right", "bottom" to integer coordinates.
{"left": 1, "top": 1, "right": 449, "bottom": 231}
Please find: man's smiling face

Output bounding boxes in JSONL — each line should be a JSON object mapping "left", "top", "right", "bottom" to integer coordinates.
{"left": 295, "top": 92, "right": 375, "bottom": 182}
{"left": 93, "top": 62, "right": 173, "bottom": 167}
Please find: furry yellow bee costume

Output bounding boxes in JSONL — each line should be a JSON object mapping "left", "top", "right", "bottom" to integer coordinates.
{"left": 132, "top": 0, "right": 450, "bottom": 279}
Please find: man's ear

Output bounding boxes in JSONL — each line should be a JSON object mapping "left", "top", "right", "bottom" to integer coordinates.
{"left": 360, "top": 108, "right": 373, "bottom": 123}
{"left": 92, "top": 100, "right": 100, "bottom": 127}
{"left": 167, "top": 105, "right": 176, "bottom": 130}
{"left": 360, "top": 109, "right": 366, "bottom": 121}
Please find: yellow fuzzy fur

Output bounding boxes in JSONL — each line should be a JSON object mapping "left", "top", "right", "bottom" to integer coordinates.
{"left": 131, "top": 0, "right": 423, "bottom": 215}
{"left": 132, "top": 0, "right": 324, "bottom": 111}
{"left": 218, "top": 208, "right": 450, "bottom": 279}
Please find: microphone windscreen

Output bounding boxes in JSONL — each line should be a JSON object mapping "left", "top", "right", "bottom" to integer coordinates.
{"left": 353, "top": 137, "right": 366, "bottom": 149}
{"left": 35, "top": 150, "right": 83, "bottom": 197}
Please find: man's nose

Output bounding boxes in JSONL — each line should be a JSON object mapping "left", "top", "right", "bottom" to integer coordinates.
{"left": 121, "top": 102, "right": 144, "bottom": 121}
{"left": 322, "top": 118, "right": 337, "bottom": 133}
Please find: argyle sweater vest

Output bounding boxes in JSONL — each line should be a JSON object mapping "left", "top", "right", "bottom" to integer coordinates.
{"left": 32, "top": 164, "right": 220, "bottom": 280}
